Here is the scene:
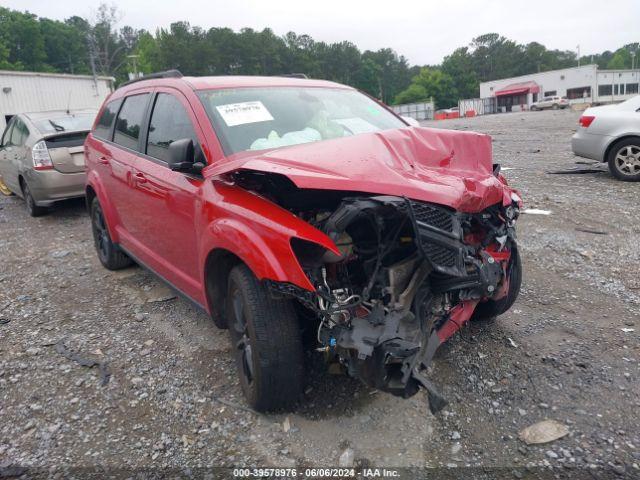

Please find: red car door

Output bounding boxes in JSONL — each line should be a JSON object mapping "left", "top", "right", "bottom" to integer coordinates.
{"left": 127, "top": 90, "right": 205, "bottom": 303}
{"left": 101, "top": 92, "right": 153, "bottom": 250}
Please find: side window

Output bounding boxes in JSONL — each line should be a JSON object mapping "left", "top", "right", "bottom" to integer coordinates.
{"left": 10, "top": 118, "right": 29, "bottom": 147}
{"left": 1, "top": 120, "right": 14, "bottom": 146}
{"left": 146, "top": 93, "right": 201, "bottom": 163}
{"left": 93, "top": 99, "right": 123, "bottom": 140}
{"left": 113, "top": 93, "right": 149, "bottom": 151}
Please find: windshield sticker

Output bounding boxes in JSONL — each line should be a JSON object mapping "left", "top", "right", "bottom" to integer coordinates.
{"left": 216, "top": 101, "right": 274, "bottom": 127}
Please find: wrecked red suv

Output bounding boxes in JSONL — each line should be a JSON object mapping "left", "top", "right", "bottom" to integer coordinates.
{"left": 85, "top": 71, "right": 522, "bottom": 412}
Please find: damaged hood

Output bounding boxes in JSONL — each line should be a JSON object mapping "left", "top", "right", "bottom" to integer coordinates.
{"left": 208, "top": 127, "right": 511, "bottom": 213}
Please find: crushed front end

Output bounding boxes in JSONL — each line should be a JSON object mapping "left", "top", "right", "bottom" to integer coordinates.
{"left": 269, "top": 192, "right": 522, "bottom": 414}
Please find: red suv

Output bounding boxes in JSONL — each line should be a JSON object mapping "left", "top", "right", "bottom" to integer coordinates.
{"left": 85, "top": 71, "right": 522, "bottom": 413}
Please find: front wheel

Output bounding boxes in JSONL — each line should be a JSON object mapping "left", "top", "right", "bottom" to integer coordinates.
{"left": 607, "top": 139, "right": 640, "bottom": 182}
{"left": 90, "top": 197, "right": 133, "bottom": 270}
{"left": 472, "top": 247, "right": 522, "bottom": 320}
{"left": 227, "top": 264, "right": 304, "bottom": 412}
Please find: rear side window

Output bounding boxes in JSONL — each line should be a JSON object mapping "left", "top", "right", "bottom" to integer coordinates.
{"left": 146, "top": 93, "right": 200, "bottom": 163}
{"left": 1, "top": 120, "right": 13, "bottom": 146}
{"left": 113, "top": 94, "right": 149, "bottom": 151}
{"left": 10, "top": 118, "right": 29, "bottom": 146}
{"left": 93, "top": 99, "right": 122, "bottom": 140}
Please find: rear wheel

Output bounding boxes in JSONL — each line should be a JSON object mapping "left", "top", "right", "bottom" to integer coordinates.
{"left": 472, "top": 247, "right": 522, "bottom": 320}
{"left": 552, "top": 103, "right": 559, "bottom": 110}
{"left": 607, "top": 139, "right": 640, "bottom": 182}
{"left": 227, "top": 264, "right": 304, "bottom": 412}
{"left": 530, "top": 105, "right": 538, "bottom": 111}
{"left": 21, "top": 179, "right": 47, "bottom": 217}
{"left": 90, "top": 197, "right": 132, "bottom": 270}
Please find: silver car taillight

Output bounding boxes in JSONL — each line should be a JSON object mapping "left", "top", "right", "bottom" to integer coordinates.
{"left": 32, "top": 140, "right": 54, "bottom": 170}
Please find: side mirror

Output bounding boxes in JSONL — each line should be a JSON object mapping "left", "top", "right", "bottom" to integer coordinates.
{"left": 168, "top": 138, "right": 194, "bottom": 171}
{"left": 401, "top": 116, "right": 420, "bottom": 127}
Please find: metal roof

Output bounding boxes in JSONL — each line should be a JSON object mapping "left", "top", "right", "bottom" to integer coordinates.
{"left": 0, "top": 70, "right": 115, "bottom": 82}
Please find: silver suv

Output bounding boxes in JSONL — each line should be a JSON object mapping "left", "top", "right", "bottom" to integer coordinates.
{"left": 530, "top": 96, "right": 569, "bottom": 111}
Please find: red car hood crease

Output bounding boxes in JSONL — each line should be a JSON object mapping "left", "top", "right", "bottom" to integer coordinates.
{"left": 207, "top": 127, "right": 510, "bottom": 213}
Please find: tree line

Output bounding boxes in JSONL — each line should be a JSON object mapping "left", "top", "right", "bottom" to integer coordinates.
{"left": 0, "top": 5, "right": 637, "bottom": 108}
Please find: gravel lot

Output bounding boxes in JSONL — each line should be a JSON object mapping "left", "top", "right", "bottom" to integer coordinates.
{"left": 1, "top": 109, "right": 639, "bottom": 478}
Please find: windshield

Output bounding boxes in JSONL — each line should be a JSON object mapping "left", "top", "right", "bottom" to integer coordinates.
{"left": 198, "top": 87, "right": 406, "bottom": 155}
{"left": 33, "top": 113, "right": 96, "bottom": 134}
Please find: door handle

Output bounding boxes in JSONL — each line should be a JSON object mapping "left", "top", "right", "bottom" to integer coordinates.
{"left": 98, "top": 156, "right": 110, "bottom": 165}
{"left": 134, "top": 172, "right": 147, "bottom": 184}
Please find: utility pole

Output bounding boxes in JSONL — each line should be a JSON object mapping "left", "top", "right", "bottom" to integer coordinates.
{"left": 127, "top": 54, "right": 140, "bottom": 80}
{"left": 87, "top": 33, "right": 99, "bottom": 95}
{"left": 577, "top": 45, "right": 581, "bottom": 67}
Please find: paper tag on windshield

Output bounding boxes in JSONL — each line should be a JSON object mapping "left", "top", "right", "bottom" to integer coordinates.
{"left": 216, "top": 101, "right": 274, "bottom": 127}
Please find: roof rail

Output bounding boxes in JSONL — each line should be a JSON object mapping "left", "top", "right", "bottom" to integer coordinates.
{"left": 119, "top": 69, "right": 183, "bottom": 87}
{"left": 277, "top": 73, "right": 308, "bottom": 79}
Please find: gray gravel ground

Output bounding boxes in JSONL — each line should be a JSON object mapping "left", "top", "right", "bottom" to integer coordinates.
{"left": 0, "top": 109, "right": 638, "bottom": 478}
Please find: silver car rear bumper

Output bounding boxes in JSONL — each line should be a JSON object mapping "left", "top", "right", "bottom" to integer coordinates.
{"left": 571, "top": 129, "right": 611, "bottom": 162}
{"left": 23, "top": 168, "right": 86, "bottom": 206}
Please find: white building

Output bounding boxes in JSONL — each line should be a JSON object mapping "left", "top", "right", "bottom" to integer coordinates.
{"left": 479, "top": 65, "right": 640, "bottom": 112}
{"left": 0, "top": 70, "right": 114, "bottom": 132}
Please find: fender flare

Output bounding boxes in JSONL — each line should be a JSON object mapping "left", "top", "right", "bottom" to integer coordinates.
{"left": 200, "top": 216, "right": 322, "bottom": 292}
{"left": 86, "top": 172, "right": 122, "bottom": 243}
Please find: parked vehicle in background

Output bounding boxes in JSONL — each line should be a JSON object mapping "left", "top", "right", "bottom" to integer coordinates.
{"left": 0, "top": 110, "right": 97, "bottom": 216}
{"left": 434, "top": 107, "right": 460, "bottom": 120}
{"left": 85, "top": 72, "right": 522, "bottom": 412}
{"left": 530, "top": 96, "right": 569, "bottom": 110}
{"left": 572, "top": 95, "right": 640, "bottom": 181}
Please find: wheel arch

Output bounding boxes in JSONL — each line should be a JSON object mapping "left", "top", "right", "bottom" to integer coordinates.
{"left": 604, "top": 135, "right": 640, "bottom": 163}
{"left": 203, "top": 247, "right": 244, "bottom": 329}
{"left": 17, "top": 174, "right": 26, "bottom": 196}
{"left": 85, "top": 174, "right": 121, "bottom": 243}
{"left": 85, "top": 184, "right": 97, "bottom": 211}
{"left": 200, "top": 217, "right": 322, "bottom": 328}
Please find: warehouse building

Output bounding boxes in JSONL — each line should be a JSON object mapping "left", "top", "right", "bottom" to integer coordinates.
{"left": 479, "top": 65, "right": 640, "bottom": 112}
{"left": 0, "top": 70, "right": 114, "bottom": 132}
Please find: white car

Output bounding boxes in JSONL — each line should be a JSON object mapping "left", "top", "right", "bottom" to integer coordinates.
{"left": 571, "top": 95, "right": 640, "bottom": 181}
{"left": 531, "top": 96, "right": 569, "bottom": 110}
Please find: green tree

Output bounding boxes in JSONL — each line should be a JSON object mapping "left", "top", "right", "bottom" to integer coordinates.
{"left": 394, "top": 84, "right": 429, "bottom": 104}
{"left": 361, "top": 48, "right": 411, "bottom": 103}
{"left": 39, "top": 18, "right": 89, "bottom": 74}
{"left": 441, "top": 47, "right": 478, "bottom": 99}
{"left": 0, "top": 8, "right": 46, "bottom": 70}
{"left": 352, "top": 58, "right": 382, "bottom": 97}
{"left": 606, "top": 46, "right": 638, "bottom": 69}
{"left": 395, "top": 68, "right": 457, "bottom": 108}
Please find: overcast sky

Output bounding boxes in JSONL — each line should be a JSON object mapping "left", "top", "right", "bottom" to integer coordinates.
{"left": 6, "top": 0, "right": 639, "bottom": 65}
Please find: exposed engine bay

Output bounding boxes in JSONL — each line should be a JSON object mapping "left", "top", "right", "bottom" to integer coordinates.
{"left": 232, "top": 169, "right": 521, "bottom": 414}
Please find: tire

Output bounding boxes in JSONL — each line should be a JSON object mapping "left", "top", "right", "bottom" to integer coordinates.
{"left": 607, "top": 138, "right": 640, "bottom": 182}
{"left": 530, "top": 105, "right": 538, "bottom": 111}
{"left": 552, "top": 104, "right": 559, "bottom": 110}
{"left": 21, "top": 179, "right": 47, "bottom": 217}
{"left": 90, "top": 197, "right": 133, "bottom": 270}
{"left": 472, "top": 247, "right": 522, "bottom": 320}
{"left": 226, "top": 264, "right": 304, "bottom": 412}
